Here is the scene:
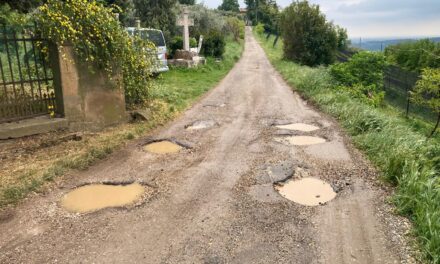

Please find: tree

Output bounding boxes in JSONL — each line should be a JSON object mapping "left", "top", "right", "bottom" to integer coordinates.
{"left": 384, "top": 39, "right": 440, "bottom": 73}
{"left": 279, "top": 0, "right": 339, "bottom": 66}
{"left": 98, "top": 0, "right": 136, "bottom": 26}
{"left": 187, "top": 4, "right": 225, "bottom": 39}
{"left": 219, "top": 0, "right": 240, "bottom": 12}
{"left": 0, "top": 0, "right": 42, "bottom": 13}
{"left": 133, "top": 0, "right": 178, "bottom": 41}
{"left": 178, "top": 0, "right": 195, "bottom": 4}
{"left": 330, "top": 52, "right": 387, "bottom": 107}
{"left": 225, "top": 17, "right": 245, "bottom": 41}
{"left": 411, "top": 68, "right": 440, "bottom": 137}
{"left": 245, "top": 0, "right": 278, "bottom": 32}
{"left": 335, "top": 26, "right": 349, "bottom": 51}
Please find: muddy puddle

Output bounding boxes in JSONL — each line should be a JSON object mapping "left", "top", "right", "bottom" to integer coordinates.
{"left": 61, "top": 183, "right": 145, "bottom": 213}
{"left": 276, "top": 123, "right": 319, "bottom": 132}
{"left": 186, "top": 120, "right": 216, "bottom": 130}
{"left": 275, "top": 136, "right": 326, "bottom": 146}
{"left": 144, "top": 140, "right": 183, "bottom": 154}
{"left": 275, "top": 178, "right": 336, "bottom": 206}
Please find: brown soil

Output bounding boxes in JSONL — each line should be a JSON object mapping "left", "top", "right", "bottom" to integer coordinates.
{"left": 0, "top": 27, "right": 416, "bottom": 264}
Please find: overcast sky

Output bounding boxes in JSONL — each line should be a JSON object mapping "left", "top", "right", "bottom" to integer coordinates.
{"left": 200, "top": 0, "right": 440, "bottom": 38}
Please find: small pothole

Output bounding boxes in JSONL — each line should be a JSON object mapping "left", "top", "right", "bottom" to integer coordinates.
{"left": 61, "top": 182, "right": 145, "bottom": 213}
{"left": 203, "top": 103, "right": 226, "bottom": 108}
{"left": 185, "top": 120, "right": 217, "bottom": 130}
{"left": 275, "top": 178, "right": 336, "bottom": 206}
{"left": 144, "top": 140, "right": 183, "bottom": 154}
{"left": 275, "top": 123, "right": 319, "bottom": 132}
{"left": 275, "top": 136, "right": 326, "bottom": 146}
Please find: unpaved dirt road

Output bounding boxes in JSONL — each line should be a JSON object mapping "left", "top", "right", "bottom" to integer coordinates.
{"left": 0, "top": 28, "right": 413, "bottom": 263}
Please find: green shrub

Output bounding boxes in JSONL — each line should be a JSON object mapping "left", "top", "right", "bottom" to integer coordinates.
{"left": 279, "top": 0, "right": 341, "bottom": 66}
{"left": 37, "top": 0, "right": 155, "bottom": 105}
{"left": 201, "top": 31, "right": 225, "bottom": 58}
{"left": 411, "top": 68, "right": 440, "bottom": 137}
{"left": 188, "top": 4, "right": 226, "bottom": 38}
{"left": 0, "top": 3, "right": 30, "bottom": 27}
{"left": 330, "top": 51, "right": 387, "bottom": 106}
{"left": 169, "top": 36, "right": 198, "bottom": 58}
{"left": 225, "top": 16, "right": 245, "bottom": 42}
{"left": 254, "top": 23, "right": 265, "bottom": 35}
{"left": 385, "top": 39, "right": 440, "bottom": 72}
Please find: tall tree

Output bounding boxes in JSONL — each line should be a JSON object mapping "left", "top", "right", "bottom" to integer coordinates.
{"left": 244, "top": 0, "right": 278, "bottom": 31}
{"left": 0, "top": 0, "right": 42, "bottom": 13}
{"left": 98, "top": 0, "right": 136, "bottom": 25}
{"left": 218, "top": 0, "right": 240, "bottom": 12}
{"left": 133, "top": 0, "right": 178, "bottom": 41}
{"left": 178, "top": 0, "right": 195, "bottom": 4}
{"left": 280, "top": 0, "right": 339, "bottom": 66}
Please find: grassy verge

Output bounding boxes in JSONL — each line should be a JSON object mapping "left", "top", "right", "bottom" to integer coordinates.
{"left": 255, "top": 32, "right": 440, "bottom": 263}
{"left": 0, "top": 39, "right": 244, "bottom": 209}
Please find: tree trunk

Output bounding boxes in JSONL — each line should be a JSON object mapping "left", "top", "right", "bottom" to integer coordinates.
{"left": 429, "top": 112, "right": 440, "bottom": 138}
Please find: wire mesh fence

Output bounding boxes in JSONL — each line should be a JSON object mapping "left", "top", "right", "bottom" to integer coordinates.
{"left": 383, "top": 65, "right": 437, "bottom": 122}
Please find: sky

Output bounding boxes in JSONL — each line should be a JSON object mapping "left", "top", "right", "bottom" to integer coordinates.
{"left": 199, "top": 0, "right": 440, "bottom": 38}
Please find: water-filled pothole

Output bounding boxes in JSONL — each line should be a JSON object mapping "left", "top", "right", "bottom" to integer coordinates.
{"left": 186, "top": 120, "right": 217, "bottom": 130}
{"left": 144, "top": 140, "right": 183, "bottom": 154}
{"left": 61, "top": 183, "right": 145, "bottom": 213}
{"left": 275, "top": 123, "right": 319, "bottom": 132}
{"left": 275, "top": 178, "right": 336, "bottom": 206}
{"left": 275, "top": 136, "right": 326, "bottom": 146}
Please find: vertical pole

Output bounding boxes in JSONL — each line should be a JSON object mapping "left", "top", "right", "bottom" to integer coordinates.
{"left": 183, "top": 7, "right": 190, "bottom": 51}
{"left": 48, "top": 42, "right": 64, "bottom": 117}
{"left": 22, "top": 28, "right": 36, "bottom": 115}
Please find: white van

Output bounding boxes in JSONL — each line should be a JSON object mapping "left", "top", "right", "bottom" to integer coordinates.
{"left": 126, "top": 27, "right": 169, "bottom": 73}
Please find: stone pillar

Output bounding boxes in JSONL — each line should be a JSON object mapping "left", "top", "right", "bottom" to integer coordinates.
{"left": 50, "top": 44, "right": 127, "bottom": 130}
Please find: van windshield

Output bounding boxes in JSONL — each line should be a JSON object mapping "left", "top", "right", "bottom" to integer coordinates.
{"left": 140, "top": 30, "right": 165, "bottom": 47}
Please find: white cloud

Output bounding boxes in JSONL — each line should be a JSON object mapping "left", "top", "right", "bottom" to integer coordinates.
{"left": 200, "top": 0, "right": 440, "bottom": 37}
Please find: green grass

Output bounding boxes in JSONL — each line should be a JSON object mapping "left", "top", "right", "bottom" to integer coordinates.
{"left": 152, "top": 39, "right": 243, "bottom": 111}
{"left": 0, "top": 38, "right": 244, "bottom": 208}
{"left": 256, "top": 32, "right": 440, "bottom": 263}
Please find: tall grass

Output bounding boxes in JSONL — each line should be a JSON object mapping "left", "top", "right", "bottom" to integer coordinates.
{"left": 256, "top": 32, "right": 440, "bottom": 263}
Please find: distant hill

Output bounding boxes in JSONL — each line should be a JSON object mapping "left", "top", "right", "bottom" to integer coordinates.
{"left": 350, "top": 37, "right": 440, "bottom": 51}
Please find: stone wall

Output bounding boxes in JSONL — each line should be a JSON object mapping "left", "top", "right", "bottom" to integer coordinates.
{"left": 50, "top": 44, "right": 127, "bottom": 130}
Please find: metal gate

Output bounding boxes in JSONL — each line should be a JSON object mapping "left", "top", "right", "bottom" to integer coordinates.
{"left": 0, "top": 23, "right": 57, "bottom": 123}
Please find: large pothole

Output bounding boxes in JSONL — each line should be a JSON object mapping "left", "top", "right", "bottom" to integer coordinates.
{"left": 275, "top": 177, "right": 336, "bottom": 206}
{"left": 143, "top": 140, "right": 183, "bottom": 154}
{"left": 275, "top": 123, "right": 319, "bottom": 132}
{"left": 61, "top": 183, "right": 145, "bottom": 213}
{"left": 275, "top": 136, "right": 326, "bottom": 146}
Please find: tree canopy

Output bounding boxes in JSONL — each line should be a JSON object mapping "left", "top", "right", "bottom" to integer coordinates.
{"left": 218, "top": 0, "right": 240, "bottom": 12}
{"left": 133, "top": 0, "right": 178, "bottom": 41}
{"left": 279, "top": 0, "right": 343, "bottom": 66}
{"left": 412, "top": 68, "right": 440, "bottom": 137}
{"left": 245, "top": 0, "right": 278, "bottom": 32}
{"left": 178, "top": 0, "right": 195, "bottom": 5}
{"left": 384, "top": 39, "right": 440, "bottom": 73}
{"left": 0, "top": 0, "right": 42, "bottom": 13}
